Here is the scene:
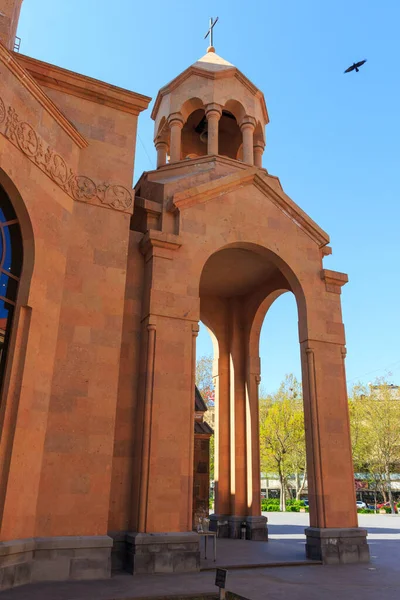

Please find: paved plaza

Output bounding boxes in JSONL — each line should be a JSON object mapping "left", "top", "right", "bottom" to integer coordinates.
{"left": 0, "top": 513, "right": 399, "bottom": 600}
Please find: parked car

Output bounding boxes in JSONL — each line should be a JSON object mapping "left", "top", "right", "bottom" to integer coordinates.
{"left": 356, "top": 501, "right": 367, "bottom": 509}
{"left": 376, "top": 502, "right": 398, "bottom": 513}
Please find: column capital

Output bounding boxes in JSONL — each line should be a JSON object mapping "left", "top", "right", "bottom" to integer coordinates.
{"left": 168, "top": 112, "right": 184, "bottom": 128}
{"left": 139, "top": 230, "right": 182, "bottom": 262}
{"left": 155, "top": 137, "right": 168, "bottom": 149}
{"left": 253, "top": 140, "right": 265, "bottom": 168}
{"left": 321, "top": 269, "right": 349, "bottom": 294}
{"left": 205, "top": 103, "right": 222, "bottom": 119}
{"left": 253, "top": 139, "right": 265, "bottom": 151}
{"left": 240, "top": 115, "right": 256, "bottom": 131}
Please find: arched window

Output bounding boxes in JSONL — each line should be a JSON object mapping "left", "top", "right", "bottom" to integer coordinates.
{"left": 0, "top": 185, "right": 22, "bottom": 392}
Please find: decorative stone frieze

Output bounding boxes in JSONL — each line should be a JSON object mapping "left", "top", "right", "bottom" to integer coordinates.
{"left": 0, "top": 97, "right": 133, "bottom": 212}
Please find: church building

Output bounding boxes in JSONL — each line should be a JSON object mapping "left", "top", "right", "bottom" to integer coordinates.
{"left": 0, "top": 0, "right": 369, "bottom": 590}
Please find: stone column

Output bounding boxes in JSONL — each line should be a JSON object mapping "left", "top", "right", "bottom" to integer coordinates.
{"left": 203, "top": 296, "right": 267, "bottom": 541}
{"left": 244, "top": 357, "right": 267, "bottom": 540}
{"left": 253, "top": 141, "right": 265, "bottom": 168}
{"left": 168, "top": 113, "right": 184, "bottom": 163}
{"left": 129, "top": 231, "right": 200, "bottom": 574}
{"left": 201, "top": 297, "right": 232, "bottom": 537}
{"left": 155, "top": 139, "right": 168, "bottom": 168}
{"left": 240, "top": 117, "right": 256, "bottom": 165}
{"left": 301, "top": 271, "right": 369, "bottom": 564}
{"left": 205, "top": 103, "right": 222, "bottom": 156}
{"left": 228, "top": 297, "right": 247, "bottom": 537}
{"left": 213, "top": 337, "right": 231, "bottom": 517}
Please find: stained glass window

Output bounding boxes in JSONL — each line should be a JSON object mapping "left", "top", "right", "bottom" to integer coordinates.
{"left": 0, "top": 185, "right": 22, "bottom": 391}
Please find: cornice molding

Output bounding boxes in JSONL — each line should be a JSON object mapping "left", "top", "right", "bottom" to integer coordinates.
{"left": 321, "top": 269, "right": 349, "bottom": 294}
{"left": 0, "top": 94, "right": 133, "bottom": 214}
{"left": 170, "top": 168, "right": 329, "bottom": 248}
{"left": 139, "top": 230, "right": 182, "bottom": 260}
{"left": 0, "top": 42, "right": 88, "bottom": 148}
{"left": 16, "top": 53, "right": 151, "bottom": 116}
{"left": 135, "top": 154, "right": 251, "bottom": 190}
{"left": 252, "top": 174, "right": 329, "bottom": 248}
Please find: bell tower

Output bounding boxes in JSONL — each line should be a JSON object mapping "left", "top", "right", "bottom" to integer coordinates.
{"left": 151, "top": 47, "right": 268, "bottom": 168}
{"left": 131, "top": 41, "right": 368, "bottom": 573}
{"left": 0, "top": 0, "right": 24, "bottom": 50}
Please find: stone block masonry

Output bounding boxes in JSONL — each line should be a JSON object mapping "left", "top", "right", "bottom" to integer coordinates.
{"left": 0, "top": 536, "right": 112, "bottom": 590}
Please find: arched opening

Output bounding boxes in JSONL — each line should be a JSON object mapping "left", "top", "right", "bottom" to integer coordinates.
{"left": 198, "top": 242, "right": 306, "bottom": 538}
{"left": 193, "top": 322, "right": 216, "bottom": 530}
{"left": 181, "top": 108, "right": 207, "bottom": 159}
{"left": 221, "top": 100, "right": 246, "bottom": 161}
{"left": 258, "top": 293, "right": 307, "bottom": 516}
{"left": 219, "top": 110, "right": 242, "bottom": 160}
{"left": 0, "top": 184, "right": 23, "bottom": 395}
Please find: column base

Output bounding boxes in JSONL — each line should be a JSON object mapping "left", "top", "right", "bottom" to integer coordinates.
{"left": 305, "top": 527, "right": 370, "bottom": 564}
{"left": 229, "top": 516, "right": 246, "bottom": 539}
{"left": 209, "top": 515, "right": 268, "bottom": 540}
{"left": 126, "top": 532, "right": 200, "bottom": 574}
{"left": 209, "top": 514, "right": 230, "bottom": 537}
{"left": 0, "top": 535, "right": 112, "bottom": 591}
{"left": 246, "top": 516, "right": 268, "bottom": 541}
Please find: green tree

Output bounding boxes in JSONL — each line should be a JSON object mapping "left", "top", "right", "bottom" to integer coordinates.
{"left": 349, "top": 380, "right": 400, "bottom": 513}
{"left": 209, "top": 434, "right": 214, "bottom": 481}
{"left": 348, "top": 383, "right": 372, "bottom": 473}
{"left": 259, "top": 375, "right": 305, "bottom": 510}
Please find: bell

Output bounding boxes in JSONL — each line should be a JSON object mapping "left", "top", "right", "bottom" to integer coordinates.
{"left": 200, "top": 130, "right": 208, "bottom": 144}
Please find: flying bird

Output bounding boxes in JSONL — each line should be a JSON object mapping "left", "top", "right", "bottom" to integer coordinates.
{"left": 344, "top": 59, "right": 367, "bottom": 74}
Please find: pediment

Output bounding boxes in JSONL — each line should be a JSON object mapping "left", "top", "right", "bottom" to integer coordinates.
{"left": 169, "top": 167, "right": 329, "bottom": 248}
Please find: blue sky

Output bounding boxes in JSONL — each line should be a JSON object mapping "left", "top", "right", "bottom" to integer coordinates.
{"left": 16, "top": 0, "right": 400, "bottom": 393}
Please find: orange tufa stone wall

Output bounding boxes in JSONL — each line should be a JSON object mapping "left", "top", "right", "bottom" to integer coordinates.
{"left": 0, "top": 0, "right": 368, "bottom": 584}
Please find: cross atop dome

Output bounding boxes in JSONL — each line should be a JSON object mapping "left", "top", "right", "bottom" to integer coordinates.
{"left": 204, "top": 16, "right": 219, "bottom": 53}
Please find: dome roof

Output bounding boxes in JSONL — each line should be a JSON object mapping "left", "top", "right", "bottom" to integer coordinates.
{"left": 192, "top": 50, "right": 234, "bottom": 73}
{"left": 151, "top": 49, "right": 269, "bottom": 130}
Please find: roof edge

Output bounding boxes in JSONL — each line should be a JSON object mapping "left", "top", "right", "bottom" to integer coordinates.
{"left": 151, "top": 64, "right": 268, "bottom": 124}
{"left": 0, "top": 42, "right": 88, "bottom": 148}
{"left": 170, "top": 166, "right": 330, "bottom": 248}
{"left": 15, "top": 53, "right": 151, "bottom": 116}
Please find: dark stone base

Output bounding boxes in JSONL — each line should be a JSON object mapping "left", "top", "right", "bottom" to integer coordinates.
{"left": 209, "top": 514, "right": 230, "bottom": 538}
{"left": 209, "top": 515, "right": 268, "bottom": 540}
{"left": 0, "top": 535, "right": 112, "bottom": 591}
{"left": 126, "top": 532, "right": 200, "bottom": 574}
{"left": 109, "top": 531, "right": 127, "bottom": 572}
{"left": 229, "top": 516, "right": 246, "bottom": 539}
{"left": 305, "top": 527, "right": 370, "bottom": 564}
{"left": 245, "top": 516, "right": 268, "bottom": 541}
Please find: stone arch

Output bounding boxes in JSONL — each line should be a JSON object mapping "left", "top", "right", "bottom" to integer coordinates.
{"left": 223, "top": 99, "right": 246, "bottom": 125}
{"left": 198, "top": 241, "right": 308, "bottom": 333}
{"left": 254, "top": 120, "right": 265, "bottom": 146}
{"left": 248, "top": 289, "right": 289, "bottom": 360}
{"left": 0, "top": 169, "right": 35, "bottom": 502}
{"left": 197, "top": 241, "right": 308, "bottom": 522}
{"left": 180, "top": 97, "right": 205, "bottom": 123}
{"left": 178, "top": 98, "right": 207, "bottom": 160}
{"left": 155, "top": 116, "right": 168, "bottom": 142}
{"left": 0, "top": 169, "right": 34, "bottom": 305}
